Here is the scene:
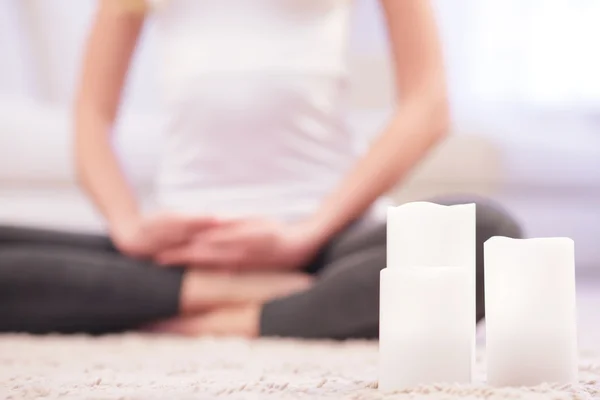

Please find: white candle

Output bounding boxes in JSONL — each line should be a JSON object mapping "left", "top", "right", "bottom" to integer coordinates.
{"left": 379, "top": 202, "right": 476, "bottom": 391}
{"left": 484, "top": 237, "right": 578, "bottom": 387}
{"left": 387, "top": 202, "right": 476, "bottom": 271}
{"left": 379, "top": 267, "right": 472, "bottom": 391}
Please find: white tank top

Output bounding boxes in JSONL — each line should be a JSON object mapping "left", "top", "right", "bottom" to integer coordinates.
{"left": 151, "top": 0, "right": 378, "bottom": 222}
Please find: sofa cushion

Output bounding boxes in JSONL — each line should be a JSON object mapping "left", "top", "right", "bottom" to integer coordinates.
{"left": 0, "top": 187, "right": 105, "bottom": 233}
{"left": 0, "top": 97, "right": 163, "bottom": 189}
{"left": 3, "top": 99, "right": 599, "bottom": 196}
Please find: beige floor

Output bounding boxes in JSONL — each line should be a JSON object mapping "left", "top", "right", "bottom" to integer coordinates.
{"left": 1, "top": 282, "right": 598, "bottom": 400}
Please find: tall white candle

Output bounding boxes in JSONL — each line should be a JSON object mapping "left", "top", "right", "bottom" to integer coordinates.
{"left": 379, "top": 267, "right": 472, "bottom": 391}
{"left": 484, "top": 237, "right": 578, "bottom": 387}
{"left": 379, "top": 202, "right": 476, "bottom": 391}
{"left": 387, "top": 202, "right": 476, "bottom": 271}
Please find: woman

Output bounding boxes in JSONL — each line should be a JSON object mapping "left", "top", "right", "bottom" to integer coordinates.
{"left": 0, "top": 0, "right": 522, "bottom": 338}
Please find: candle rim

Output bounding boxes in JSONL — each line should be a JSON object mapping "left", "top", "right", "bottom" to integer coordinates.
{"left": 382, "top": 265, "right": 470, "bottom": 276}
{"left": 485, "top": 236, "right": 574, "bottom": 246}
{"left": 387, "top": 202, "right": 476, "bottom": 212}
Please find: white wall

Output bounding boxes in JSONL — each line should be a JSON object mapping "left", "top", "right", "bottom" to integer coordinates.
{"left": 18, "top": 0, "right": 162, "bottom": 112}
{"left": 0, "top": 0, "right": 490, "bottom": 112}
{"left": 0, "top": 1, "right": 39, "bottom": 99}
{"left": 5, "top": 0, "right": 600, "bottom": 110}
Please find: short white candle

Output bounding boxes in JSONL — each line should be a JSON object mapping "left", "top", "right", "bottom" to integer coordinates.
{"left": 484, "top": 237, "right": 578, "bottom": 387}
{"left": 380, "top": 202, "right": 476, "bottom": 391}
{"left": 379, "top": 267, "right": 473, "bottom": 391}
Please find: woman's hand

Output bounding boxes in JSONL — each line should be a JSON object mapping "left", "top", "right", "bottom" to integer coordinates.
{"left": 156, "top": 218, "right": 323, "bottom": 271}
{"left": 112, "top": 212, "right": 219, "bottom": 259}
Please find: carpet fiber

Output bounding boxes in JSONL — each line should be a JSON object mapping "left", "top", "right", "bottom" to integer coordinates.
{"left": 0, "top": 334, "right": 598, "bottom": 400}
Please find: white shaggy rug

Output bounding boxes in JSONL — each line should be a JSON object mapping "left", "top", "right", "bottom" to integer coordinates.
{"left": 0, "top": 334, "right": 598, "bottom": 400}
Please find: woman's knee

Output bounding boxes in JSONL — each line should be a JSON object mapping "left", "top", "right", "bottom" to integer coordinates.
{"left": 261, "top": 248, "right": 385, "bottom": 339}
{"left": 326, "top": 218, "right": 386, "bottom": 261}
{"left": 365, "top": 195, "right": 523, "bottom": 246}
{"left": 430, "top": 194, "right": 524, "bottom": 240}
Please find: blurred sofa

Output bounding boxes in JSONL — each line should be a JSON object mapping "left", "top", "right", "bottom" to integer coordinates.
{"left": 1, "top": 0, "right": 599, "bottom": 270}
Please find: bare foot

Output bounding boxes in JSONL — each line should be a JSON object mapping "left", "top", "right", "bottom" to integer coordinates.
{"left": 231, "top": 272, "right": 313, "bottom": 303}
{"left": 147, "top": 304, "right": 261, "bottom": 338}
{"left": 180, "top": 271, "right": 313, "bottom": 313}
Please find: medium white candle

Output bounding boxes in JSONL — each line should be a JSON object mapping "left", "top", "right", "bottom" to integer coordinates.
{"left": 380, "top": 202, "right": 476, "bottom": 391}
{"left": 387, "top": 202, "right": 476, "bottom": 270}
{"left": 379, "top": 267, "right": 472, "bottom": 391}
{"left": 484, "top": 237, "right": 578, "bottom": 387}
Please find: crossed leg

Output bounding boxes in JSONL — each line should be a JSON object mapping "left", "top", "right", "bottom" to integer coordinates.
{"left": 0, "top": 197, "right": 522, "bottom": 337}
{"left": 163, "top": 197, "right": 523, "bottom": 338}
{"left": 0, "top": 225, "right": 311, "bottom": 334}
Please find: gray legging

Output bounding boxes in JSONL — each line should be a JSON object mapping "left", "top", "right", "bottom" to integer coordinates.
{"left": 0, "top": 198, "right": 522, "bottom": 338}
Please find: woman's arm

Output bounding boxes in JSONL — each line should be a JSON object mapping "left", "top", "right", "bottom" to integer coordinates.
{"left": 306, "top": 0, "right": 450, "bottom": 243}
{"left": 74, "top": 0, "right": 145, "bottom": 237}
